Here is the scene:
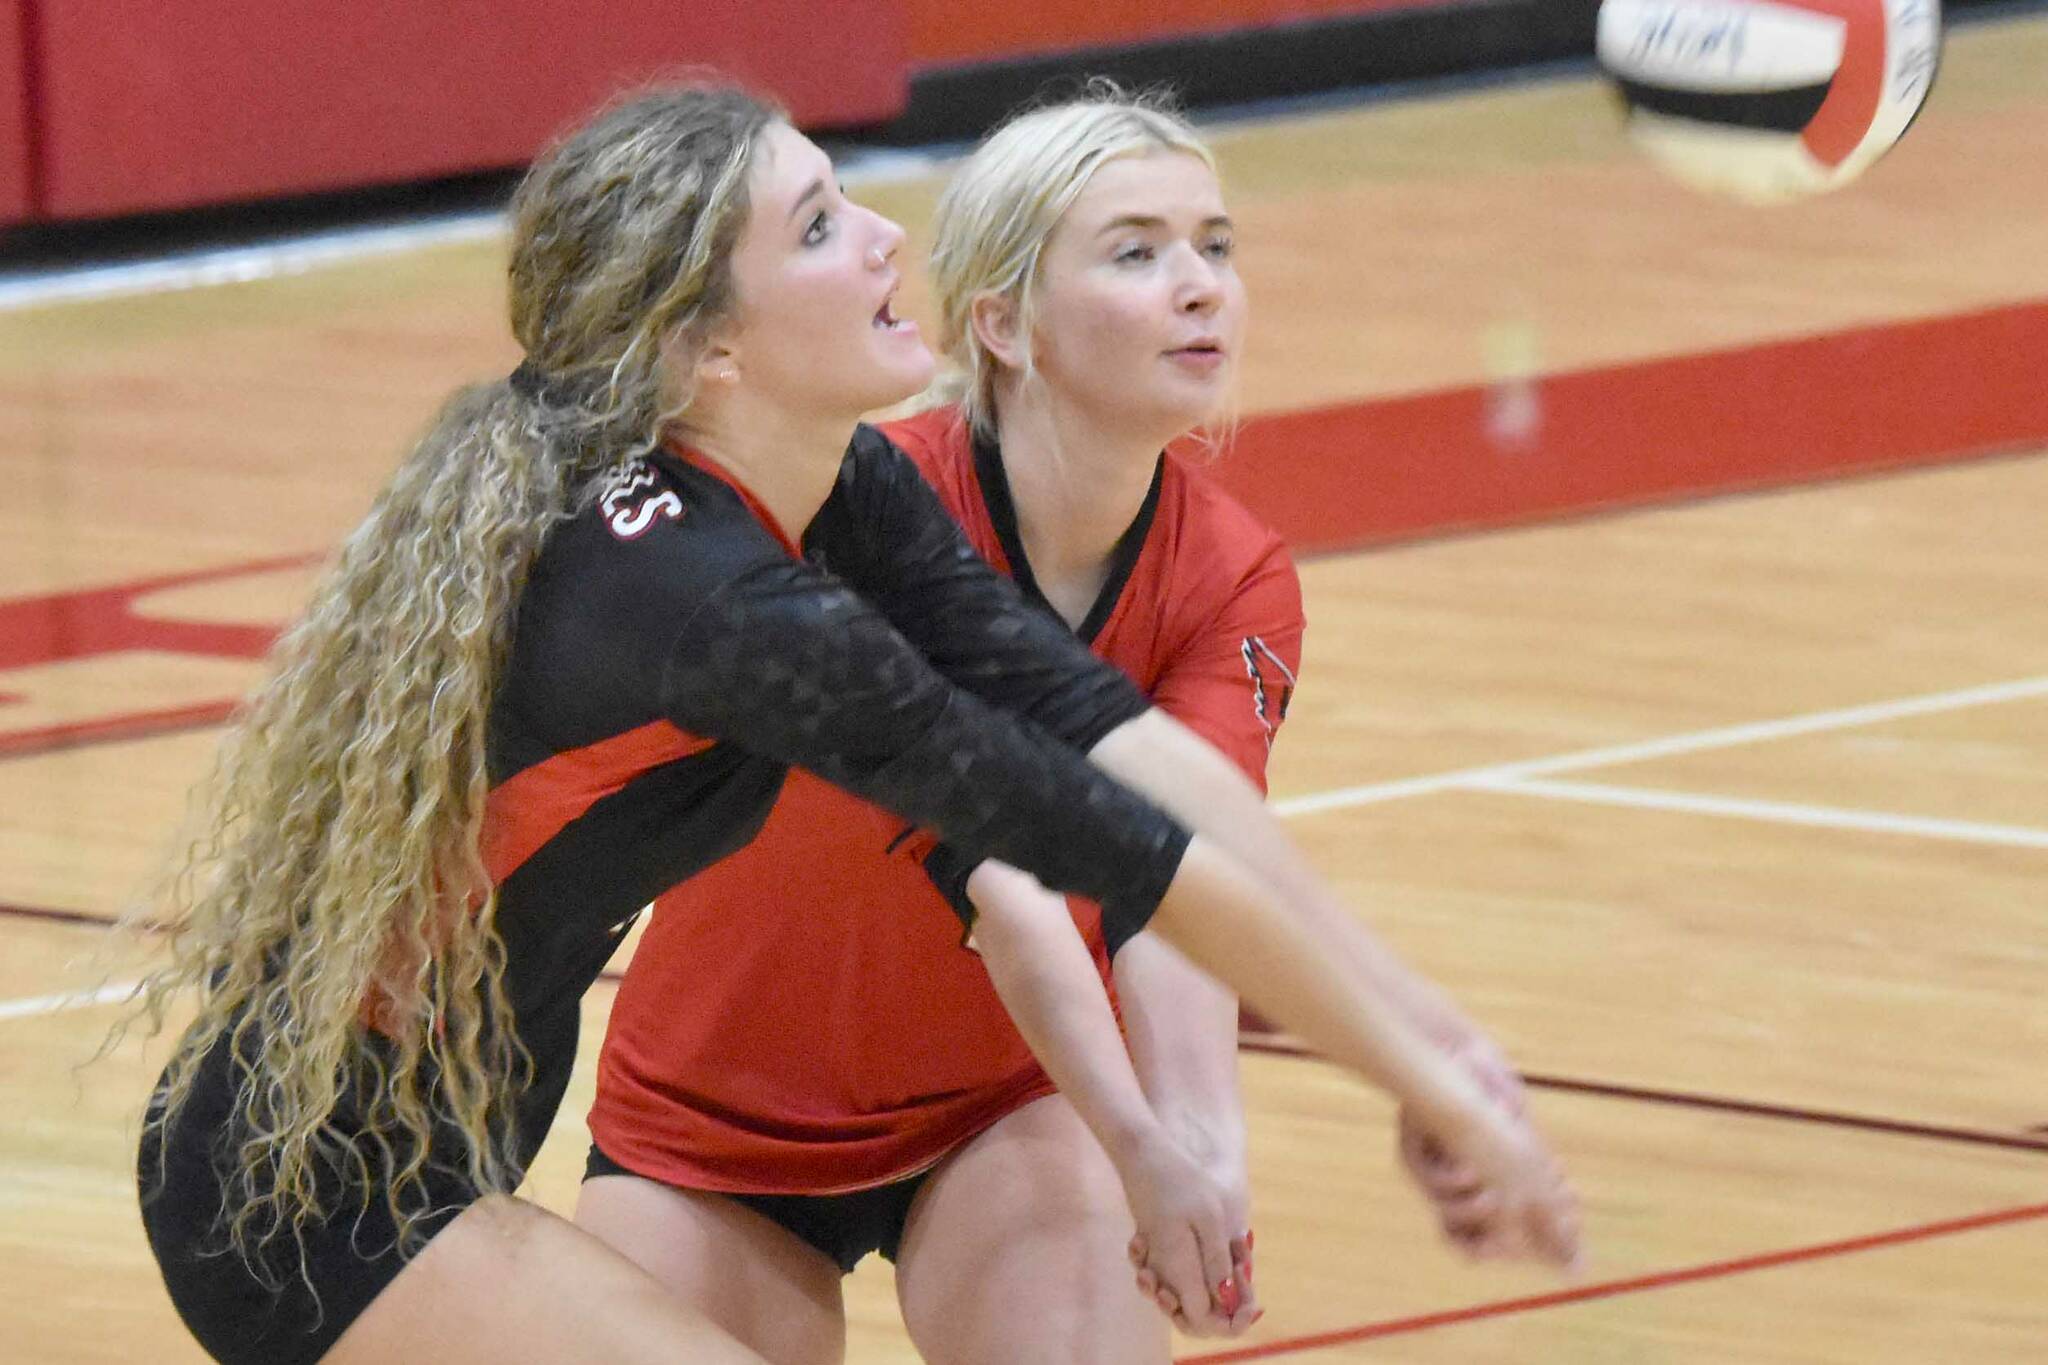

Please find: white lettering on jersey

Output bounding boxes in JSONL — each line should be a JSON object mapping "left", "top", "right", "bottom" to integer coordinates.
{"left": 601, "top": 464, "right": 686, "bottom": 541}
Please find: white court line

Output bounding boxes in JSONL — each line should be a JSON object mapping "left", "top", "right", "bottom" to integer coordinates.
{"left": 0, "top": 215, "right": 508, "bottom": 311}
{"left": 11, "top": 680, "right": 2044, "bottom": 1015}
{"left": 1472, "top": 776, "right": 2048, "bottom": 850}
{"left": 1274, "top": 675, "right": 2048, "bottom": 818}
{"left": 0, "top": 979, "right": 140, "bottom": 1022}
{"left": 0, "top": 146, "right": 947, "bottom": 313}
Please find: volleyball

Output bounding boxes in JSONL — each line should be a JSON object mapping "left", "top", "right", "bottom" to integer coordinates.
{"left": 1596, "top": 0, "right": 1943, "bottom": 203}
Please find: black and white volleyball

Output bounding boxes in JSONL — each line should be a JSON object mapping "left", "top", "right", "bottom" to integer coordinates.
{"left": 1597, "top": 0, "right": 1943, "bottom": 202}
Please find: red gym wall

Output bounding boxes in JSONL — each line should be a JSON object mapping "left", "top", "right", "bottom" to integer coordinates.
{"left": 12, "top": 0, "right": 906, "bottom": 223}
{"left": 902, "top": 0, "right": 1451, "bottom": 66}
{"left": 0, "top": 0, "right": 1483, "bottom": 227}
{"left": 0, "top": 0, "right": 31, "bottom": 223}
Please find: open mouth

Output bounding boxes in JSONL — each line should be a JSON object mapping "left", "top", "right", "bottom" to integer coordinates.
{"left": 874, "top": 297, "right": 910, "bottom": 331}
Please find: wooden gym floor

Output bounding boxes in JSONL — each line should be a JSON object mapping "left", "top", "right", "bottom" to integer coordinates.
{"left": 2, "top": 11, "right": 2044, "bottom": 1361}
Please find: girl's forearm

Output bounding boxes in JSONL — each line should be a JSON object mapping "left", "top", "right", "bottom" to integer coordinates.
{"left": 964, "top": 861, "right": 1165, "bottom": 1171}
{"left": 1090, "top": 710, "right": 1474, "bottom": 1041}
{"left": 1113, "top": 934, "right": 1245, "bottom": 1164}
{"left": 1144, "top": 837, "right": 1480, "bottom": 1125}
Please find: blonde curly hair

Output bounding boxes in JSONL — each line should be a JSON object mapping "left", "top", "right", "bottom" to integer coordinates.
{"left": 125, "top": 83, "right": 780, "bottom": 1268}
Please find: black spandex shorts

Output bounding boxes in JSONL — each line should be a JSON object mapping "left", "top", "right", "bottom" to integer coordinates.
{"left": 138, "top": 1033, "right": 471, "bottom": 1365}
{"left": 584, "top": 1144, "right": 932, "bottom": 1274}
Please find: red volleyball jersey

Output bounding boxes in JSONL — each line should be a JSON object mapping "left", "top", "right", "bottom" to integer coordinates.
{"left": 587, "top": 408, "right": 1304, "bottom": 1193}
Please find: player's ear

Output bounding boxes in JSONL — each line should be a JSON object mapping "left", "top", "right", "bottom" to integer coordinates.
{"left": 691, "top": 337, "right": 742, "bottom": 393}
{"left": 969, "top": 291, "right": 1026, "bottom": 371}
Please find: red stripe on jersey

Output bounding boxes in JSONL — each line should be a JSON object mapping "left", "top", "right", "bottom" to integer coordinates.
{"left": 664, "top": 440, "right": 802, "bottom": 558}
{"left": 482, "top": 720, "right": 716, "bottom": 883}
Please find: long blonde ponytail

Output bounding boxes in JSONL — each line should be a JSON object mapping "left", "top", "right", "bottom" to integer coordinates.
{"left": 127, "top": 83, "right": 780, "bottom": 1262}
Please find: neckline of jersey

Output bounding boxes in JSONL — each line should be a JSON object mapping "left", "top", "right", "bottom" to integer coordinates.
{"left": 969, "top": 428, "right": 1165, "bottom": 647}
{"left": 659, "top": 440, "right": 803, "bottom": 558}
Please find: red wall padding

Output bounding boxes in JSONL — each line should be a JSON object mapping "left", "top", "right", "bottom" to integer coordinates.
{"left": 0, "top": 1, "right": 32, "bottom": 224}
{"left": 31, "top": 0, "right": 906, "bottom": 221}
{"left": 905, "top": 0, "right": 1461, "bottom": 67}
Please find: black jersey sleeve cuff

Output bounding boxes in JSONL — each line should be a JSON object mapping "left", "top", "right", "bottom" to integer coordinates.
{"left": 918, "top": 841, "right": 982, "bottom": 928}
{"left": 920, "top": 818, "right": 1189, "bottom": 961}
{"left": 1096, "top": 820, "right": 1191, "bottom": 959}
{"left": 1065, "top": 677, "right": 1152, "bottom": 756}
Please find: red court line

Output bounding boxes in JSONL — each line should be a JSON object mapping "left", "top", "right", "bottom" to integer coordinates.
{"left": 1240, "top": 1033, "right": 2048, "bottom": 1157}
{"left": 3, "top": 897, "right": 2039, "bottom": 1155}
{"left": 1177, "top": 1202, "right": 2048, "bottom": 1363}
{"left": 7, "top": 306, "right": 2047, "bottom": 761}
{"left": 0, "top": 900, "right": 163, "bottom": 933}
{"left": 0, "top": 552, "right": 318, "bottom": 671}
{"left": 0, "top": 699, "right": 240, "bottom": 759}
{"left": 0, "top": 900, "right": 131, "bottom": 930}
{"left": 0, "top": 551, "right": 321, "bottom": 760}
{"left": 1211, "top": 299, "right": 2048, "bottom": 555}
{"left": 1521, "top": 1071, "right": 2048, "bottom": 1158}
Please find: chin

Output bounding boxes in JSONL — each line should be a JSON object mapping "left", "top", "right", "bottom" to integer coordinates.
{"left": 854, "top": 370, "right": 934, "bottom": 415}
{"left": 889, "top": 357, "right": 939, "bottom": 401}
{"left": 832, "top": 352, "right": 931, "bottom": 412}
{"left": 1141, "top": 391, "right": 1226, "bottom": 436}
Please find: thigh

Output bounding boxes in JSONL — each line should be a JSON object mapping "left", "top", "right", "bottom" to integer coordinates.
{"left": 574, "top": 1173, "right": 847, "bottom": 1365}
{"left": 893, "top": 1094, "right": 1170, "bottom": 1365}
{"left": 323, "top": 1194, "right": 768, "bottom": 1365}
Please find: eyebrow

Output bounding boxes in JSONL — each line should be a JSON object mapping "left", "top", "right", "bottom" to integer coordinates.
{"left": 1095, "top": 213, "right": 1234, "bottom": 236}
{"left": 786, "top": 178, "right": 828, "bottom": 224}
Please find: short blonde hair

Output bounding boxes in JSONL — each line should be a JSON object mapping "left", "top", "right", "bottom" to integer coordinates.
{"left": 926, "top": 84, "right": 1214, "bottom": 438}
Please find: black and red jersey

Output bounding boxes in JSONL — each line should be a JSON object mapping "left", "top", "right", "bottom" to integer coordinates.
{"left": 141, "top": 420, "right": 1196, "bottom": 1364}
{"left": 589, "top": 406, "right": 1304, "bottom": 1195}
{"left": 473, "top": 422, "right": 1194, "bottom": 1169}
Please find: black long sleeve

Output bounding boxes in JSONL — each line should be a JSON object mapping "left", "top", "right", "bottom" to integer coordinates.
{"left": 660, "top": 553, "right": 1187, "bottom": 925}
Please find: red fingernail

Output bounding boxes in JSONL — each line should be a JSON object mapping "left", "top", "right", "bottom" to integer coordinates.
{"left": 1243, "top": 1258, "right": 1253, "bottom": 1284}
{"left": 1246, "top": 1229, "right": 1255, "bottom": 1251}
{"left": 1251, "top": 1308, "right": 1266, "bottom": 1326}
{"left": 1217, "top": 1278, "right": 1241, "bottom": 1316}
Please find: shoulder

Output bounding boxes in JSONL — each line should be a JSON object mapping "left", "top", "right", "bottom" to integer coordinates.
{"left": 843, "top": 420, "right": 919, "bottom": 492}
{"left": 842, "top": 413, "right": 982, "bottom": 527}
{"left": 1158, "top": 451, "right": 1298, "bottom": 594}
{"left": 872, "top": 407, "right": 978, "bottom": 513}
{"left": 537, "top": 455, "right": 790, "bottom": 619}
{"left": 877, "top": 405, "right": 972, "bottom": 476}
{"left": 505, "top": 458, "right": 794, "bottom": 731}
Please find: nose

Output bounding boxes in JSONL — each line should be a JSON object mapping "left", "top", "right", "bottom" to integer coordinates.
{"left": 1175, "top": 244, "right": 1223, "bottom": 315}
{"left": 865, "top": 211, "right": 906, "bottom": 270}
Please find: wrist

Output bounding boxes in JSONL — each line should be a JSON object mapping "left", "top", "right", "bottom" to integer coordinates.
{"left": 1402, "top": 1049, "right": 1495, "bottom": 1135}
{"left": 1158, "top": 1105, "right": 1247, "bottom": 1172}
{"left": 1096, "top": 1109, "right": 1173, "bottom": 1176}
